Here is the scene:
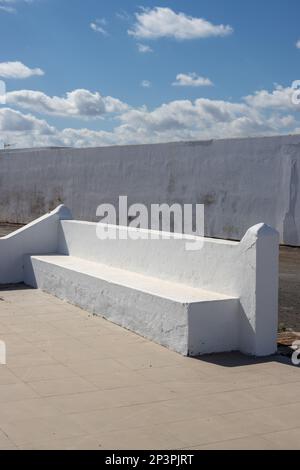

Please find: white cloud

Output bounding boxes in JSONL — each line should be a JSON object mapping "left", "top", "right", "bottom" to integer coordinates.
{"left": 116, "top": 10, "right": 131, "bottom": 22}
{"left": 0, "top": 107, "right": 54, "bottom": 134}
{"left": 2, "top": 83, "right": 300, "bottom": 149}
{"left": 6, "top": 89, "right": 129, "bottom": 118}
{"left": 172, "top": 73, "right": 213, "bottom": 87}
{"left": 296, "top": 40, "right": 300, "bottom": 49}
{"left": 107, "top": 96, "right": 296, "bottom": 145}
{"left": 0, "top": 0, "right": 17, "bottom": 14}
{"left": 128, "top": 7, "right": 233, "bottom": 40}
{"left": 0, "top": 61, "right": 44, "bottom": 79}
{"left": 0, "top": 0, "right": 35, "bottom": 14}
{"left": 244, "top": 84, "right": 296, "bottom": 109}
{"left": 141, "top": 80, "right": 151, "bottom": 88}
{"left": 0, "top": 5, "right": 15, "bottom": 13}
{"left": 137, "top": 43, "right": 153, "bottom": 53}
{"left": 90, "top": 18, "right": 108, "bottom": 36}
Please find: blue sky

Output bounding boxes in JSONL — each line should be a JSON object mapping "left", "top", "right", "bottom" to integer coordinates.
{"left": 0, "top": 0, "right": 300, "bottom": 148}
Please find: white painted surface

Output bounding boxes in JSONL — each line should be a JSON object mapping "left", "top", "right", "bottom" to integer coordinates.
{"left": 58, "top": 220, "right": 238, "bottom": 292}
{"left": 0, "top": 206, "right": 279, "bottom": 356}
{"left": 24, "top": 254, "right": 233, "bottom": 303}
{"left": 238, "top": 223, "right": 279, "bottom": 356}
{"left": 0, "top": 135, "right": 299, "bottom": 245}
{"left": 0, "top": 205, "right": 72, "bottom": 284}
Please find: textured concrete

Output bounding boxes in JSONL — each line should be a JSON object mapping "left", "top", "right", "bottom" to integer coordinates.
{"left": 0, "top": 286, "right": 299, "bottom": 450}
{"left": 0, "top": 134, "right": 300, "bottom": 245}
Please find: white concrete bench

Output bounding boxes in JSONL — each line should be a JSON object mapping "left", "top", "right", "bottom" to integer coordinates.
{"left": 0, "top": 205, "right": 279, "bottom": 357}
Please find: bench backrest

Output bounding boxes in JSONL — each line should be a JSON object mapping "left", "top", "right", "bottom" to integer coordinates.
{"left": 58, "top": 220, "right": 239, "bottom": 293}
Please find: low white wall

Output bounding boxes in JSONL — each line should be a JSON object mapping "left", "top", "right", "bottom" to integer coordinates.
{"left": 0, "top": 205, "right": 72, "bottom": 284}
{"left": 1, "top": 135, "right": 298, "bottom": 245}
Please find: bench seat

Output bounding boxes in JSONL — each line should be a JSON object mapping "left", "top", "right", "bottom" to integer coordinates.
{"left": 24, "top": 254, "right": 240, "bottom": 356}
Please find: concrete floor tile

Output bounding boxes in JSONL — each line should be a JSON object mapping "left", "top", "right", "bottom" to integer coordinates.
{"left": 1, "top": 287, "right": 299, "bottom": 450}
{"left": 249, "top": 382, "right": 300, "bottom": 406}
{"left": 189, "top": 389, "right": 271, "bottom": 414}
{"left": 93, "top": 426, "right": 186, "bottom": 450}
{"left": 1, "top": 414, "right": 87, "bottom": 446}
{"left": 0, "top": 382, "right": 39, "bottom": 403}
{"left": 248, "top": 403, "right": 300, "bottom": 430}
{"left": 29, "top": 376, "right": 97, "bottom": 397}
{"left": 0, "top": 397, "right": 62, "bottom": 422}
{"left": 45, "top": 391, "right": 120, "bottom": 414}
{"left": 164, "top": 415, "right": 253, "bottom": 447}
{"left": 7, "top": 351, "right": 57, "bottom": 368}
{"left": 70, "top": 405, "right": 157, "bottom": 435}
{"left": 70, "top": 400, "right": 215, "bottom": 436}
{"left": 212, "top": 403, "right": 300, "bottom": 436}
{"left": 19, "top": 435, "right": 103, "bottom": 450}
{"left": 84, "top": 369, "right": 153, "bottom": 390}
{"left": 136, "top": 364, "right": 210, "bottom": 384}
{"left": 45, "top": 382, "right": 175, "bottom": 414}
{"left": 66, "top": 358, "right": 126, "bottom": 376}
{"left": 262, "top": 427, "right": 300, "bottom": 450}
{"left": 0, "top": 367, "right": 22, "bottom": 385}
{"left": 0, "top": 430, "right": 17, "bottom": 450}
{"left": 188, "top": 435, "right": 275, "bottom": 450}
{"left": 0, "top": 321, "right": 13, "bottom": 334}
{"left": 0, "top": 334, "right": 41, "bottom": 356}
{"left": 115, "top": 351, "right": 188, "bottom": 370}
{"left": 9, "top": 363, "right": 78, "bottom": 383}
{"left": 46, "top": 345, "right": 113, "bottom": 363}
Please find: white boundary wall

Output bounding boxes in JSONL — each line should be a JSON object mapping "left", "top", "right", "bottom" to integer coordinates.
{"left": 0, "top": 134, "right": 299, "bottom": 245}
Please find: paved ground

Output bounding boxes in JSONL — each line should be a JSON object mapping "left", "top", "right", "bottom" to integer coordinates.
{"left": 0, "top": 285, "right": 299, "bottom": 450}
{"left": 0, "top": 223, "right": 299, "bottom": 449}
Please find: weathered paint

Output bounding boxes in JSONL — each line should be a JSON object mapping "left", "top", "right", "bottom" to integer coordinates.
{"left": 0, "top": 134, "right": 298, "bottom": 245}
